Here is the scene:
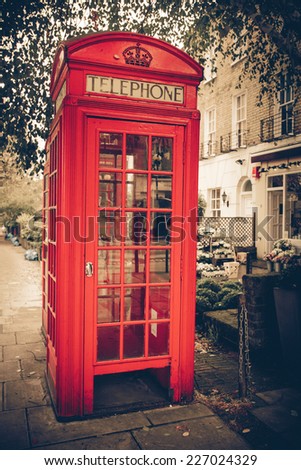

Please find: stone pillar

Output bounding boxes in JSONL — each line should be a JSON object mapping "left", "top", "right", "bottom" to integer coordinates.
{"left": 242, "top": 273, "right": 280, "bottom": 355}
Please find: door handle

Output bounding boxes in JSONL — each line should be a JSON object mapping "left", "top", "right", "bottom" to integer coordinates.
{"left": 85, "top": 262, "right": 94, "bottom": 277}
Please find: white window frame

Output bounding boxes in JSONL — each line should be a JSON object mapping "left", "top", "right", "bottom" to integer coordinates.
{"left": 203, "top": 46, "right": 217, "bottom": 83}
{"left": 204, "top": 107, "right": 216, "bottom": 157}
{"left": 210, "top": 188, "right": 221, "bottom": 217}
{"left": 232, "top": 92, "right": 247, "bottom": 149}
{"left": 274, "top": 74, "right": 294, "bottom": 138}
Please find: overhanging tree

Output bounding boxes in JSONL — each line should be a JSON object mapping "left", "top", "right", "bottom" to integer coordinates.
{"left": 2, "top": 0, "right": 301, "bottom": 174}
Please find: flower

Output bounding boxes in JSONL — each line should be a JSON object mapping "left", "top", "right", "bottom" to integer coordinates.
{"left": 263, "top": 239, "right": 296, "bottom": 263}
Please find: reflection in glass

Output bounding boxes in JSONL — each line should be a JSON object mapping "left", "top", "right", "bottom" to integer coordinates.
{"left": 151, "top": 176, "right": 172, "bottom": 208}
{"left": 124, "top": 324, "right": 144, "bottom": 358}
{"left": 150, "top": 249, "right": 170, "bottom": 283}
{"left": 124, "top": 287, "right": 146, "bottom": 321}
{"left": 125, "top": 211, "right": 148, "bottom": 245}
{"left": 97, "top": 288, "right": 120, "bottom": 323}
{"left": 100, "top": 133, "right": 122, "bottom": 168}
{"left": 124, "top": 250, "right": 146, "bottom": 284}
{"left": 149, "top": 323, "right": 169, "bottom": 356}
{"left": 285, "top": 172, "right": 301, "bottom": 239}
{"left": 149, "top": 287, "right": 170, "bottom": 319}
{"left": 126, "top": 174, "right": 147, "bottom": 208}
{"left": 152, "top": 137, "right": 172, "bottom": 171}
{"left": 97, "top": 326, "right": 120, "bottom": 361}
{"left": 99, "top": 173, "right": 122, "bottom": 208}
{"left": 98, "top": 250, "right": 121, "bottom": 284}
{"left": 98, "top": 210, "right": 121, "bottom": 246}
{"left": 150, "top": 212, "right": 170, "bottom": 245}
{"left": 126, "top": 135, "right": 148, "bottom": 170}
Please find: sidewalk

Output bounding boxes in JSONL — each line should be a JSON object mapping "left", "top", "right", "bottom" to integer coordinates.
{"left": 0, "top": 239, "right": 300, "bottom": 450}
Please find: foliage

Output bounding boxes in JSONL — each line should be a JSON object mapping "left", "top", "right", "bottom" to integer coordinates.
{"left": 276, "top": 263, "right": 301, "bottom": 290}
{"left": 197, "top": 278, "right": 222, "bottom": 293}
{"left": 196, "top": 295, "right": 213, "bottom": 313}
{"left": 197, "top": 288, "right": 219, "bottom": 306}
{"left": 218, "top": 291, "right": 242, "bottom": 309}
{"left": 222, "top": 280, "right": 243, "bottom": 291}
{"left": 198, "top": 194, "right": 207, "bottom": 217}
{"left": 2, "top": 0, "right": 301, "bottom": 173}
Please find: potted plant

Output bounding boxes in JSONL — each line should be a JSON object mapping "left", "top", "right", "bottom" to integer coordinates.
{"left": 263, "top": 239, "right": 296, "bottom": 272}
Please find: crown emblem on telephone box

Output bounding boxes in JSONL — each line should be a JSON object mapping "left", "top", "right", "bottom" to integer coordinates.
{"left": 122, "top": 43, "right": 153, "bottom": 67}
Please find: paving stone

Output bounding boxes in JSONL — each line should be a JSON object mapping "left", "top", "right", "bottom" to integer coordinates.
{"left": 0, "top": 332, "right": 16, "bottom": 346}
{"left": 4, "top": 342, "right": 45, "bottom": 361}
{"left": 19, "top": 356, "right": 46, "bottom": 380}
{"left": 250, "top": 405, "right": 301, "bottom": 434}
{"left": 134, "top": 416, "right": 250, "bottom": 450}
{"left": 0, "top": 409, "right": 30, "bottom": 449}
{"left": 145, "top": 403, "right": 214, "bottom": 425}
{"left": 28, "top": 406, "right": 150, "bottom": 447}
{"left": 16, "top": 331, "right": 43, "bottom": 345}
{"left": 37, "top": 432, "right": 140, "bottom": 450}
{"left": 0, "top": 360, "right": 22, "bottom": 382}
{"left": 4, "top": 379, "right": 49, "bottom": 410}
{"left": 256, "top": 388, "right": 301, "bottom": 410}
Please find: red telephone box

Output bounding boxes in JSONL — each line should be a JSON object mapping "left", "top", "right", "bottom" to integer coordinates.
{"left": 44, "top": 32, "right": 203, "bottom": 418}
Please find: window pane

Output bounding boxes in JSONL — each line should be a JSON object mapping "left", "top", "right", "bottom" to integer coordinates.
{"left": 152, "top": 137, "right": 173, "bottom": 171}
{"left": 125, "top": 211, "right": 148, "bottom": 245}
{"left": 99, "top": 173, "right": 122, "bottom": 207}
{"left": 150, "top": 212, "right": 170, "bottom": 245}
{"left": 124, "top": 250, "right": 146, "bottom": 284}
{"left": 150, "top": 249, "right": 171, "bottom": 283}
{"left": 285, "top": 172, "right": 301, "bottom": 239}
{"left": 126, "top": 174, "right": 147, "bottom": 208}
{"left": 126, "top": 135, "right": 148, "bottom": 170}
{"left": 268, "top": 175, "right": 283, "bottom": 188}
{"left": 100, "top": 133, "right": 122, "bottom": 168}
{"left": 98, "top": 288, "right": 120, "bottom": 323}
{"left": 124, "top": 324, "right": 144, "bottom": 358}
{"left": 124, "top": 287, "right": 146, "bottom": 321}
{"left": 98, "top": 210, "right": 122, "bottom": 246}
{"left": 149, "top": 287, "right": 170, "bottom": 319}
{"left": 98, "top": 250, "right": 121, "bottom": 284}
{"left": 149, "top": 323, "right": 169, "bottom": 356}
{"left": 151, "top": 176, "right": 172, "bottom": 208}
{"left": 97, "top": 326, "right": 120, "bottom": 361}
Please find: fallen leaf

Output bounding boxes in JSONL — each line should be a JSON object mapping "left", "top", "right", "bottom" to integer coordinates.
{"left": 182, "top": 432, "right": 190, "bottom": 437}
{"left": 242, "top": 428, "right": 251, "bottom": 433}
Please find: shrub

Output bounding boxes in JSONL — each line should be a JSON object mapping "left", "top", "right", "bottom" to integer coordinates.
{"left": 219, "top": 292, "right": 241, "bottom": 309}
{"left": 222, "top": 280, "right": 242, "bottom": 291}
{"left": 197, "top": 288, "right": 219, "bottom": 305}
{"left": 196, "top": 296, "right": 213, "bottom": 313}
{"left": 197, "top": 279, "right": 222, "bottom": 293}
{"left": 218, "top": 287, "right": 237, "bottom": 301}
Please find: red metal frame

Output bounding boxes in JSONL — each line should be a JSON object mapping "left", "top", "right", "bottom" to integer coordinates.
{"left": 45, "top": 32, "right": 203, "bottom": 418}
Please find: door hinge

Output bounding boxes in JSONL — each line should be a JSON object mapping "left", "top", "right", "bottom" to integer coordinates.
{"left": 85, "top": 262, "right": 93, "bottom": 277}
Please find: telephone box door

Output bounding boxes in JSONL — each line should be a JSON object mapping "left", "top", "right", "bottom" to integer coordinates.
{"left": 84, "top": 118, "right": 185, "bottom": 413}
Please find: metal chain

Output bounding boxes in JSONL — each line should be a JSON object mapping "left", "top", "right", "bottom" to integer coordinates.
{"left": 238, "top": 298, "right": 252, "bottom": 398}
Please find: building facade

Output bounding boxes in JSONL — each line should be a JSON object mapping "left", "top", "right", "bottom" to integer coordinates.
{"left": 198, "top": 52, "right": 301, "bottom": 258}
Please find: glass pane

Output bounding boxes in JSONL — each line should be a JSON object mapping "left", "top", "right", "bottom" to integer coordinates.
{"left": 124, "top": 250, "right": 146, "bottom": 284}
{"left": 286, "top": 172, "right": 301, "bottom": 239}
{"left": 126, "top": 135, "right": 148, "bottom": 170}
{"left": 98, "top": 210, "right": 122, "bottom": 246}
{"left": 125, "top": 211, "right": 148, "bottom": 245}
{"left": 97, "top": 288, "right": 121, "bottom": 323}
{"left": 124, "top": 324, "right": 144, "bottom": 358}
{"left": 97, "top": 326, "right": 120, "bottom": 361}
{"left": 152, "top": 137, "right": 172, "bottom": 171}
{"left": 99, "top": 173, "right": 122, "bottom": 208}
{"left": 149, "top": 323, "right": 169, "bottom": 356}
{"left": 150, "top": 249, "right": 171, "bottom": 283}
{"left": 150, "top": 212, "right": 170, "bottom": 245}
{"left": 149, "top": 287, "right": 170, "bottom": 319}
{"left": 98, "top": 250, "right": 121, "bottom": 284}
{"left": 126, "top": 174, "right": 147, "bottom": 208}
{"left": 100, "top": 133, "right": 122, "bottom": 168}
{"left": 268, "top": 175, "right": 283, "bottom": 188}
{"left": 151, "top": 176, "right": 172, "bottom": 208}
{"left": 124, "top": 287, "right": 146, "bottom": 321}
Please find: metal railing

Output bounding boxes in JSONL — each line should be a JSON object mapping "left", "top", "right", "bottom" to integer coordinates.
{"left": 200, "top": 140, "right": 217, "bottom": 159}
{"left": 220, "top": 130, "right": 248, "bottom": 153}
{"left": 260, "top": 109, "right": 296, "bottom": 142}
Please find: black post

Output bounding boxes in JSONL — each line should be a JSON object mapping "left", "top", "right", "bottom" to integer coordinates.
{"left": 246, "top": 252, "right": 252, "bottom": 274}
